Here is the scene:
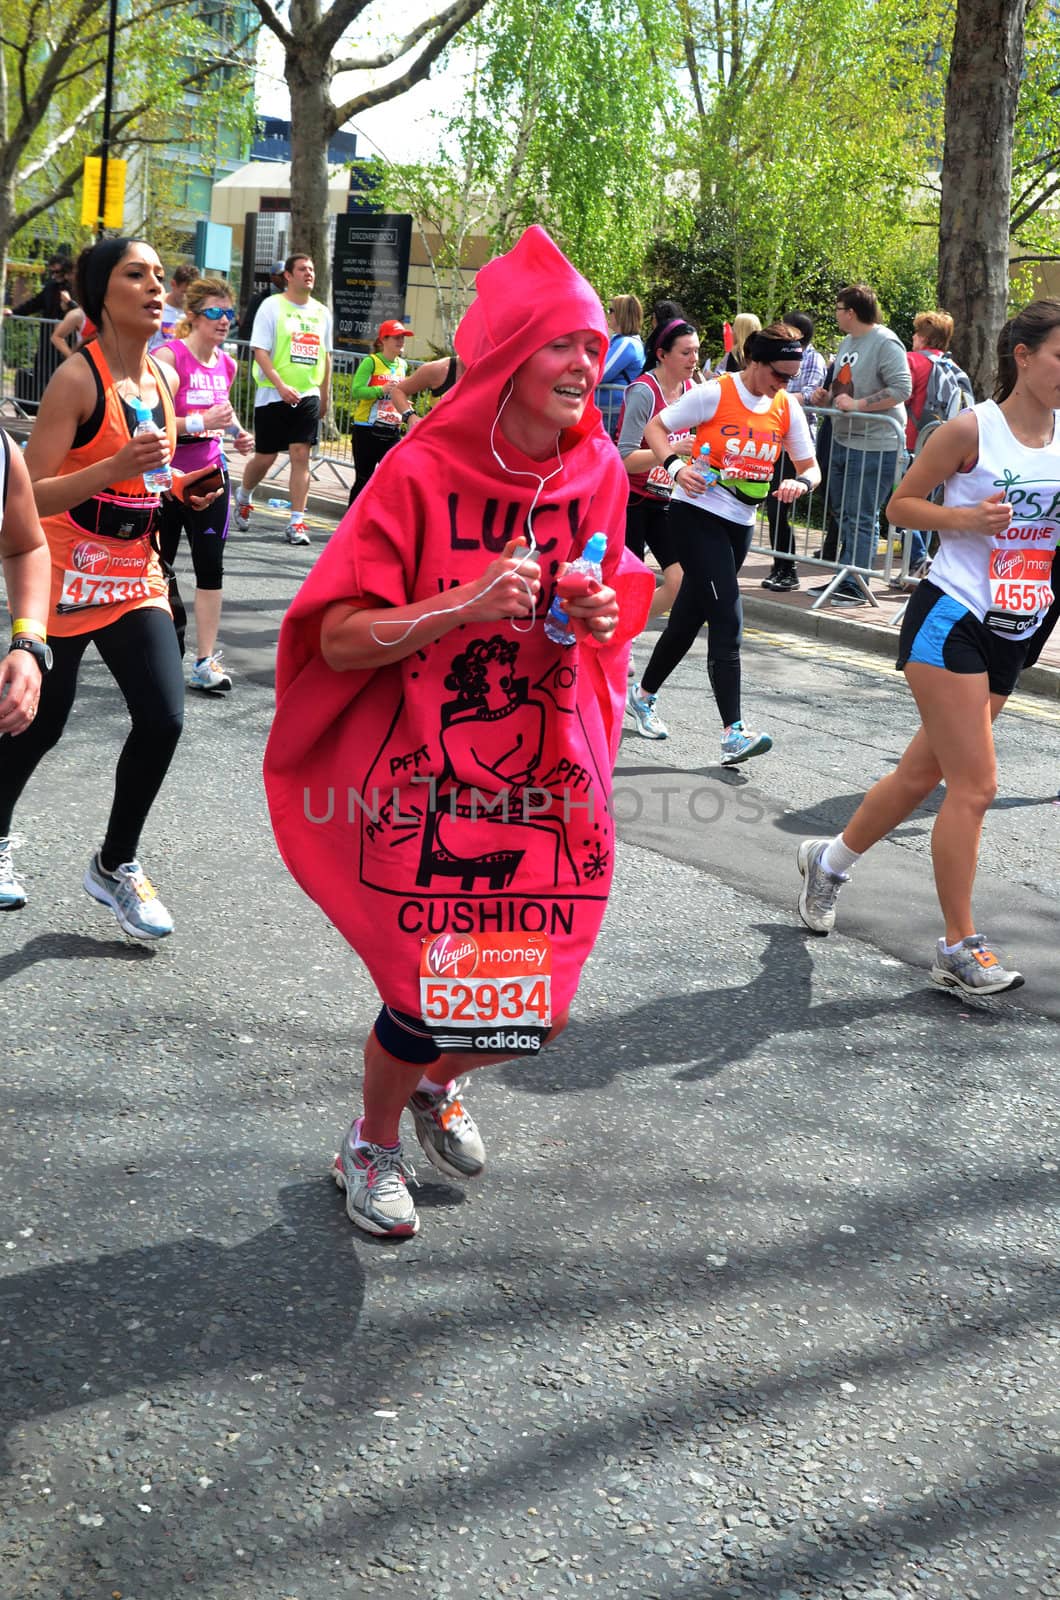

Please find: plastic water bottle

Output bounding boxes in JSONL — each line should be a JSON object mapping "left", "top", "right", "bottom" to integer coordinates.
{"left": 694, "top": 443, "right": 718, "bottom": 487}
{"left": 131, "top": 399, "right": 172, "bottom": 493}
{"left": 544, "top": 531, "right": 607, "bottom": 646}
{"left": 267, "top": 497, "right": 291, "bottom": 511}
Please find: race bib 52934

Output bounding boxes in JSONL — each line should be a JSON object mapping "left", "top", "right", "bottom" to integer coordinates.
{"left": 419, "top": 932, "right": 551, "bottom": 1054}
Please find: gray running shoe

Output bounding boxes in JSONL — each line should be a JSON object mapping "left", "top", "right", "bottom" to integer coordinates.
{"left": 408, "top": 1079, "right": 485, "bottom": 1180}
{"left": 333, "top": 1123, "right": 419, "bottom": 1237}
{"left": 0, "top": 835, "right": 27, "bottom": 911}
{"left": 83, "top": 854, "right": 174, "bottom": 940}
{"left": 627, "top": 682, "right": 669, "bottom": 739}
{"left": 796, "top": 838, "right": 847, "bottom": 935}
{"left": 931, "top": 936, "right": 1024, "bottom": 997}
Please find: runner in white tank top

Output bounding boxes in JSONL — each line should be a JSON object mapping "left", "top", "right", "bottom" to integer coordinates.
{"left": 794, "top": 299, "right": 1060, "bottom": 997}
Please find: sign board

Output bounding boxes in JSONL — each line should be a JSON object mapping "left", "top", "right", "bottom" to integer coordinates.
{"left": 194, "top": 220, "right": 233, "bottom": 275}
{"left": 332, "top": 212, "right": 412, "bottom": 353}
{"left": 81, "top": 157, "right": 127, "bottom": 229}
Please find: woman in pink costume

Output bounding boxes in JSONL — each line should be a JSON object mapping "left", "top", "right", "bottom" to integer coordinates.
{"left": 265, "top": 227, "right": 653, "bottom": 1238}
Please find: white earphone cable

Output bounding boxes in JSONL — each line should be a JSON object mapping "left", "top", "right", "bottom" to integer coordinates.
{"left": 368, "top": 380, "right": 565, "bottom": 647}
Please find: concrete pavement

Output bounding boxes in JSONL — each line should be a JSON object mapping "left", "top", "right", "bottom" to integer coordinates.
{"left": 1, "top": 501, "right": 1057, "bottom": 1600}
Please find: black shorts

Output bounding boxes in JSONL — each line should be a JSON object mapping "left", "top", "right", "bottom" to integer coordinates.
{"left": 254, "top": 395, "right": 320, "bottom": 454}
{"left": 896, "top": 579, "right": 1032, "bottom": 697}
{"left": 625, "top": 491, "right": 680, "bottom": 573}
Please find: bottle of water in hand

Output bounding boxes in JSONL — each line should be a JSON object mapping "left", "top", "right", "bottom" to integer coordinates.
{"left": 131, "top": 399, "right": 172, "bottom": 493}
{"left": 694, "top": 443, "right": 718, "bottom": 487}
{"left": 544, "top": 531, "right": 608, "bottom": 646}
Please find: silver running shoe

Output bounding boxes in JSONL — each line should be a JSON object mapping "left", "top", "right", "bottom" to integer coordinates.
{"left": 0, "top": 835, "right": 27, "bottom": 911}
{"left": 408, "top": 1079, "right": 486, "bottom": 1180}
{"left": 931, "top": 936, "right": 1024, "bottom": 997}
{"left": 333, "top": 1124, "right": 419, "bottom": 1237}
{"left": 796, "top": 838, "right": 847, "bottom": 935}
{"left": 83, "top": 854, "right": 174, "bottom": 940}
{"left": 627, "top": 682, "right": 669, "bottom": 739}
{"left": 234, "top": 493, "right": 252, "bottom": 531}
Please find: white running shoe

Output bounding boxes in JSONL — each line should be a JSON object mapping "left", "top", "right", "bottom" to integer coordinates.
{"left": 285, "top": 519, "right": 311, "bottom": 546}
{"left": 627, "top": 682, "right": 668, "bottom": 739}
{"left": 189, "top": 651, "right": 232, "bottom": 692}
{"left": 0, "top": 835, "right": 27, "bottom": 911}
{"left": 234, "top": 492, "right": 252, "bottom": 531}
{"left": 83, "top": 854, "right": 174, "bottom": 940}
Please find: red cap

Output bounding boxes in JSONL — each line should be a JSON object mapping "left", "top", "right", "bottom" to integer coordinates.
{"left": 378, "top": 318, "right": 413, "bottom": 337}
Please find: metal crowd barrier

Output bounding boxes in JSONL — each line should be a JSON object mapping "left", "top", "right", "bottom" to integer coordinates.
{"left": 0, "top": 319, "right": 422, "bottom": 497}
{"left": 748, "top": 406, "right": 910, "bottom": 608}
{"left": 0, "top": 314, "right": 64, "bottom": 417}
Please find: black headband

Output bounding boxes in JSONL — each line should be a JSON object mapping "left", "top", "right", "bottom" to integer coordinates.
{"left": 746, "top": 331, "right": 803, "bottom": 364}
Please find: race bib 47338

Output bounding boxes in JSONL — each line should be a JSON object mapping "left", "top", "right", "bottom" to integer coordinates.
{"left": 419, "top": 932, "right": 552, "bottom": 1053}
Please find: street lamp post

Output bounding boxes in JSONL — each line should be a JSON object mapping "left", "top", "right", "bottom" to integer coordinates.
{"left": 98, "top": 0, "right": 119, "bottom": 238}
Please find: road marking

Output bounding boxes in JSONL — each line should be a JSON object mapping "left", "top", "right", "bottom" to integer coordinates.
{"left": 744, "top": 626, "right": 1060, "bottom": 727}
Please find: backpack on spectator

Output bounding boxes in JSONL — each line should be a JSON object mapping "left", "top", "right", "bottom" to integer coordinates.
{"left": 916, "top": 353, "right": 974, "bottom": 438}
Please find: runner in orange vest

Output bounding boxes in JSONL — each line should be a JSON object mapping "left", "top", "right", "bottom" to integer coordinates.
{"left": 634, "top": 323, "right": 820, "bottom": 757}
{"left": 2, "top": 238, "right": 219, "bottom": 937}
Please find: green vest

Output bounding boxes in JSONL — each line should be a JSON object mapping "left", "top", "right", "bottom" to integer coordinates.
{"left": 257, "top": 297, "right": 330, "bottom": 392}
{"left": 352, "top": 353, "right": 409, "bottom": 425}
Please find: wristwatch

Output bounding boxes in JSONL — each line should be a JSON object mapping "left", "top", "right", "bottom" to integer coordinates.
{"left": 8, "top": 636, "right": 53, "bottom": 673}
{"left": 401, "top": 409, "right": 414, "bottom": 423}
{"left": 794, "top": 473, "right": 813, "bottom": 491}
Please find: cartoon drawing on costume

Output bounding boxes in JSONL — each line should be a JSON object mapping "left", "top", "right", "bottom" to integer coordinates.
{"left": 355, "top": 634, "right": 611, "bottom": 899}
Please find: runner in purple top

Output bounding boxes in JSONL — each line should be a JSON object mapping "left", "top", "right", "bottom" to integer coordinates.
{"left": 154, "top": 276, "right": 253, "bottom": 692}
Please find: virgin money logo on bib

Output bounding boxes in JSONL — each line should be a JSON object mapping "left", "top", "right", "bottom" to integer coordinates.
{"left": 72, "top": 541, "right": 110, "bottom": 574}
{"left": 992, "top": 550, "right": 1024, "bottom": 581}
{"left": 424, "top": 932, "right": 478, "bottom": 979}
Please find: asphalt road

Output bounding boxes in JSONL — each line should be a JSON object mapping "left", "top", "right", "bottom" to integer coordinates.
{"left": 2, "top": 507, "right": 1057, "bottom": 1600}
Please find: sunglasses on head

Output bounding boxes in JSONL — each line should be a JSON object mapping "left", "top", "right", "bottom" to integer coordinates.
{"left": 199, "top": 306, "right": 234, "bottom": 321}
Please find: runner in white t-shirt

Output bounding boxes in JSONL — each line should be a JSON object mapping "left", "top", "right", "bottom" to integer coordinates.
{"left": 796, "top": 298, "right": 1060, "bottom": 996}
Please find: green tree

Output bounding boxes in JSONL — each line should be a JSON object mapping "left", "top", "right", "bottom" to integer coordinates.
{"left": 249, "top": 0, "right": 491, "bottom": 302}
{"left": 661, "top": 0, "right": 944, "bottom": 339}
{"left": 0, "top": 0, "right": 256, "bottom": 290}
{"left": 369, "top": 0, "right": 678, "bottom": 330}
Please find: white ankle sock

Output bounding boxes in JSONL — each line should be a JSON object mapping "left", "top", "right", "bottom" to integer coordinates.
{"left": 941, "top": 935, "right": 970, "bottom": 954}
{"left": 416, "top": 1074, "right": 454, "bottom": 1097}
{"left": 822, "top": 835, "right": 860, "bottom": 877}
{"left": 352, "top": 1118, "right": 398, "bottom": 1152}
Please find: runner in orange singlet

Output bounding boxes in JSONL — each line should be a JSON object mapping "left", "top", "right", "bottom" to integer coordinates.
{"left": 1, "top": 238, "right": 218, "bottom": 938}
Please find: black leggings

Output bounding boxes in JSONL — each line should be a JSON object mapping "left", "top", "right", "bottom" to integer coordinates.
{"left": 159, "top": 474, "right": 230, "bottom": 657}
{"left": 0, "top": 606, "right": 184, "bottom": 868}
{"left": 639, "top": 500, "right": 753, "bottom": 728}
{"left": 348, "top": 426, "right": 401, "bottom": 508}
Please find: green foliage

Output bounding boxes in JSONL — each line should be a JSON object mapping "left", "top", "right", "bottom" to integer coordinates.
{"left": 652, "top": 0, "right": 946, "bottom": 344}
{"left": 373, "top": 0, "right": 678, "bottom": 311}
{"left": 0, "top": 0, "right": 257, "bottom": 266}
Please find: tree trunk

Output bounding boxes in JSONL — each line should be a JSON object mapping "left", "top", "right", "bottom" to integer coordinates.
{"left": 937, "top": 0, "right": 1029, "bottom": 399}
{"left": 286, "top": 39, "right": 336, "bottom": 304}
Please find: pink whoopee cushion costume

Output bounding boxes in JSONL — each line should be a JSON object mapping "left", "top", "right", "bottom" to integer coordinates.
{"left": 264, "top": 226, "right": 654, "bottom": 1021}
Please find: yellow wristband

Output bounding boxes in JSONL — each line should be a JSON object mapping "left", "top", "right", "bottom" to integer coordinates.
{"left": 11, "top": 618, "right": 47, "bottom": 642}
